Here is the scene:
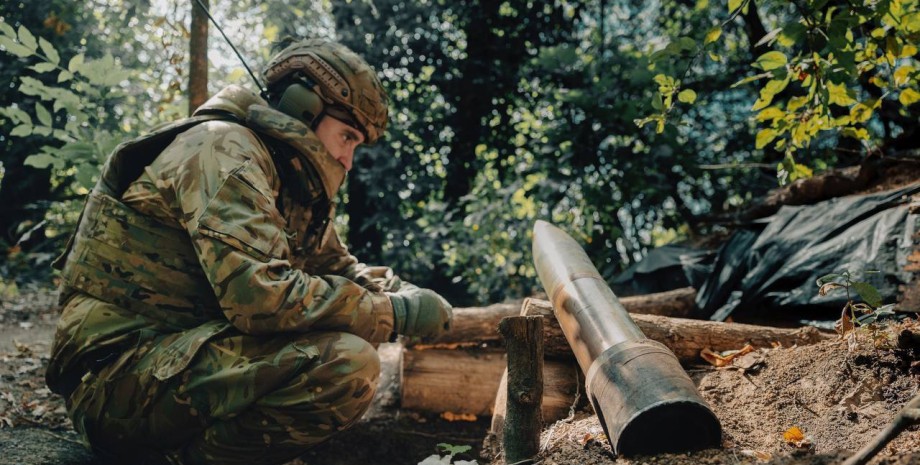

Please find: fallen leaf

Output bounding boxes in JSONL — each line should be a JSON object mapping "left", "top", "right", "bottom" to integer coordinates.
{"left": 740, "top": 449, "right": 772, "bottom": 461}
{"left": 701, "top": 344, "right": 755, "bottom": 367}
{"left": 783, "top": 426, "right": 813, "bottom": 448}
{"left": 440, "top": 411, "right": 477, "bottom": 422}
{"left": 783, "top": 426, "right": 804, "bottom": 443}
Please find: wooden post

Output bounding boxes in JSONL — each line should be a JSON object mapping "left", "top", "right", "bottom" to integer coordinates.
{"left": 499, "top": 316, "right": 544, "bottom": 464}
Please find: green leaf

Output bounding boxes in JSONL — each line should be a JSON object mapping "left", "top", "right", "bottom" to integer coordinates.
{"left": 754, "top": 51, "right": 788, "bottom": 71}
{"left": 900, "top": 88, "right": 920, "bottom": 106}
{"left": 0, "top": 35, "right": 33, "bottom": 57}
{"left": 38, "top": 37, "right": 59, "bottom": 65}
{"left": 651, "top": 93, "right": 664, "bottom": 111}
{"left": 34, "top": 102, "right": 52, "bottom": 126}
{"left": 678, "top": 89, "right": 697, "bottom": 104}
{"left": 57, "top": 70, "right": 72, "bottom": 83}
{"left": 0, "top": 106, "right": 32, "bottom": 125}
{"left": 841, "top": 127, "right": 869, "bottom": 140}
{"left": 731, "top": 72, "right": 771, "bottom": 88}
{"left": 24, "top": 153, "right": 57, "bottom": 169}
{"left": 0, "top": 20, "right": 15, "bottom": 38}
{"left": 827, "top": 81, "right": 857, "bottom": 106}
{"left": 437, "top": 444, "right": 472, "bottom": 456}
{"left": 893, "top": 65, "right": 914, "bottom": 86}
{"left": 29, "top": 62, "right": 57, "bottom": 73}
{"left": 10, "top": 124, "right": 32, "bottom": 137}
{"left": 16, "top": 25, "right": 36, "bottom": 51}
{"left": 756, "top": 107, "right": 785, "bottom": 122}
{"left": 777, "top": 23, "right": 806, "bottom": 48}
{"left": 74, "top": 163, "right": 97, "bottom": 188}
{"left": 851, "top": 281, "right": 883, "bottom": 307}
{"left": 728, "top": 0, "right": 743, "bottom": 14}
{"left": 850, "top": 99, "right": 879, "bottom": 122}
{"left": 704, "top": 27, "right": 722, "bottom": 45}
{"left": 68, "top": 53, "right": 84, "bottom": 73}
{"left": 678, "top": 37, "right": 697, "bottom": 51}
{"left": 755, "top": 128, "right": 778, "bottom": 149}
{"left": 816, "top": 273, "right": 844, "bottom": 286}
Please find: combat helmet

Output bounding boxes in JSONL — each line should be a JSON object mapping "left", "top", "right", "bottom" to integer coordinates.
{"left": 263, "top": 38, "right": 388, "bottom": 144}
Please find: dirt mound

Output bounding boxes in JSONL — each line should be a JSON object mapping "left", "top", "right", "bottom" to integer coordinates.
{"left": 503, "top": 321, "right": 920, "bottom": 465}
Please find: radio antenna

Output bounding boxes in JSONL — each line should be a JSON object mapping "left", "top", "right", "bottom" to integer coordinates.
{"left": 192, "top": 0, "right": 268, "bottom": 98}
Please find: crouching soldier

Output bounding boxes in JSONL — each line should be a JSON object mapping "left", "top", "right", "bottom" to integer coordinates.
{"left": 46, "top": 38, "right": 452, "bottom": 465}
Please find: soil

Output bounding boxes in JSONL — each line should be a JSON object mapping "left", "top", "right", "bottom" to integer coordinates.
{"left": 2, "top": 288, "right": 919, "bottom": 465}
{"left": 489, "top": 321, "right": 920, "bottom": 465}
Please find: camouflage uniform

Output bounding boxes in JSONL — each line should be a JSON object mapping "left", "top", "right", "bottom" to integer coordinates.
{"left": 46, "top": 85, "right": 397, "bottom": 465}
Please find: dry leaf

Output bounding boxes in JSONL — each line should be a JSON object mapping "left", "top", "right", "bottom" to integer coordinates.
{"left": 440, "top": 411, "right": 477, "bottom": 422}
{"left": 783, "top": 426, "right": 812, "bottom": 448}
{"left": 740, "top": 449, "right": 772, "bottom": 461}
{"left": 701, "top": 344, "right": 755, "bottom": 367}
{"left": 783, "top": 426, "right": 804, "bottom": 443}
{"left": 835, "top": 310, "right": 855, "bottom": 337}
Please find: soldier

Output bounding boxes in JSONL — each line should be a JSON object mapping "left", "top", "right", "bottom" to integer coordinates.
{"left": 45, "top": 38, "right": 452, "bottom": 465}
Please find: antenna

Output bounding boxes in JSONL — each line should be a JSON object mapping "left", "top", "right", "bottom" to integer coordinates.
{"left": 192, "top": 0, "right": 268, "bottom": 98}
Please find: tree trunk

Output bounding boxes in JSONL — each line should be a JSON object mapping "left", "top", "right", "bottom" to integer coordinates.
{"left": 188, "top": 0, "right": 209, "bottom": 115}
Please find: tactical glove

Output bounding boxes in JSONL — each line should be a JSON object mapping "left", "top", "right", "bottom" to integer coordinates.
{"left": 387, "top": 287, "right": 453, "bottom": 339}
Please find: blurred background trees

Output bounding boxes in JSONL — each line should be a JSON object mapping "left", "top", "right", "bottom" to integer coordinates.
{"left": 1, "top": 0, "right": 917, "bottom": 304}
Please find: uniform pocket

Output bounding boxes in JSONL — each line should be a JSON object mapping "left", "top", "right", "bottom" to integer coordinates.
{"left": 198, "top": 164, "right": 287, "bottom": 262}
{"left": 152, "top": 320, "right": 233, "bottom": 381}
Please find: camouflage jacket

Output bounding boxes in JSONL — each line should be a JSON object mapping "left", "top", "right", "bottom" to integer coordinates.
{"left": 47, "top": 86, "right": 394, "bottom": 391}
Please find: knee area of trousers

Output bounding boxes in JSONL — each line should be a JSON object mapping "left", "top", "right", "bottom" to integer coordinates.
{"left": 299, "top": 332, "right": 380, "bottom": 382}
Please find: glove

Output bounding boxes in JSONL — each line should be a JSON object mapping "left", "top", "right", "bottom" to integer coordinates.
{"left": 387, "top": 287, "right": 453, "bottom": 339}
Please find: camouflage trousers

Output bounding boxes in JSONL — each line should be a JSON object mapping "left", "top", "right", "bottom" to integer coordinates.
{"left": 65, "top": 319, "right": 380, "bottom": 465}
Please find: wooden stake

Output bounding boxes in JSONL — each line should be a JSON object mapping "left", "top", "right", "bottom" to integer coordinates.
{"left": 499, "top": 316, "right": 544, "bottom": 464}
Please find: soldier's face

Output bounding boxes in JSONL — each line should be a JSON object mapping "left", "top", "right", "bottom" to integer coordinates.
{"left": 315, "top": 116, "right": 365, "bottom": 171}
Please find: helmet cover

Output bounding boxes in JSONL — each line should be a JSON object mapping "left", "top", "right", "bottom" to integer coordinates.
{"left": 264, "top": 38, "right": 388, "bottom": 144}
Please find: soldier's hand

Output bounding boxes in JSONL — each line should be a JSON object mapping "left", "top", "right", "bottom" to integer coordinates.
{"left": 387, "top": 287, "right": 452, "bottom": 339}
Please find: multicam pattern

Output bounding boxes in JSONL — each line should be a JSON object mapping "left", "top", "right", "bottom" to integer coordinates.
{"left": 47, "top": 86, "right": 394, "bottom": 465}
{"left": 263, "top": 39, "right": 389, "bottom": 144}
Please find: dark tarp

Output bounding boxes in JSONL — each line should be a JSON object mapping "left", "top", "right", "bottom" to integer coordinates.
{"left": 697, "top": 183, "right": 920, "bottom": 321}
{"left": 610, "top": 245, "right": 713, "bottom": 296}
{"left": 609, "top": 183, "right": 920, "bottom": 323}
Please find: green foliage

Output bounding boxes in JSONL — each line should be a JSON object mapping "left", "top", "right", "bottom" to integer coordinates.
{"left": 817, "top": 270, "right": 896, "bottom": 331}
{"left": 636, "top": 0, "right": 920, "bottom": 181}
{"left": 0, "top": 23, "right": 130, "bottom": 192}
{"left": 2, "top": 0, "right": 918, "bottom": 308}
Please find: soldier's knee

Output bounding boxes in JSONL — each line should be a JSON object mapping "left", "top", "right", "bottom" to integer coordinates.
{"left": 325, "top": 331, "right": 380, "bottom": 384}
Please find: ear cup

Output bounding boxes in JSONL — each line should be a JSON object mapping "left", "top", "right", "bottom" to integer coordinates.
{"left": 276, "top": 83, "right": 325, "bottom": 127}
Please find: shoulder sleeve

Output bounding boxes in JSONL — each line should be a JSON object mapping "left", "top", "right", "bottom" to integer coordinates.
{"left": 166, "top": 123, "right": 394, "bottom": 341}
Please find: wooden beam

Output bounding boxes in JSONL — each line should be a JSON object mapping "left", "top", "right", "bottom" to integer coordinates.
{"left": 400, "top": 348, "right": 579, "bottom": 419}
{"left": 411, "top": 287, "right": 697, "bottom": 348}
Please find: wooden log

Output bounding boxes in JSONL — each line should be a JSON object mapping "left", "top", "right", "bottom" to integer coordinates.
{"left": 400, "top": 348, "right": 579, "bottom": 419}
{"left": 499, "top": 316, "right": 543, "bottom": 463}
{"left": 523, "top": 298, "right": 833, "bottom": 363}
{"left": 411, "top": 287, "right": 697, "bottom": 348}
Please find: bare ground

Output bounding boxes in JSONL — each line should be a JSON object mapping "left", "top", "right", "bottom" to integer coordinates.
{"left": 489, "top": 321, "right": 920, "bottom": 465}
{"left": 2, "top": 288, "right": 919, "bottom": 465}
